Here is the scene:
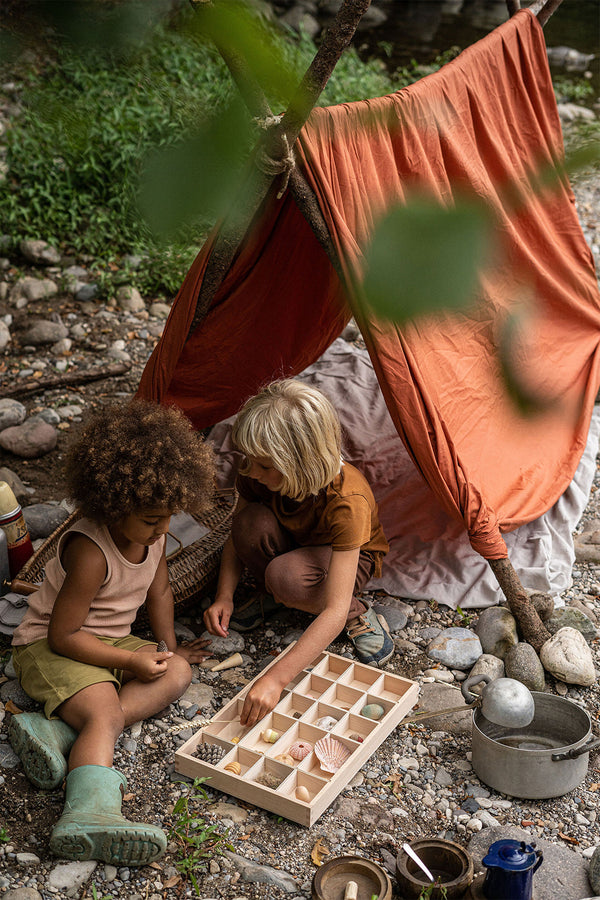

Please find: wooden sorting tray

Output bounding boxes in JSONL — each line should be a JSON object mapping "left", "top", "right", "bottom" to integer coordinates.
{"left": 175, "top": 645, "right": 420, "bottom": 826}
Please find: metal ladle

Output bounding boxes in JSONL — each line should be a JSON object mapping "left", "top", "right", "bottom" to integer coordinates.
{"left": 402, "top": 674, "right": 535, "bottom": 729}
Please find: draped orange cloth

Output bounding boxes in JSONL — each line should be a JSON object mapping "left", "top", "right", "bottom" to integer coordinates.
{"left": 138, "top": 10, "right": 600, "bottom": 561}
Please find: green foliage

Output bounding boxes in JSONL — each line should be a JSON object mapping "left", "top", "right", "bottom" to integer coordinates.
{"left": 553, "top": 75, "right": 595, "bottom": 105}
{"left": 362, "top": 195, "right": 494, "bottom": 324}
{"left": 89, "top": 884, "right": 113, "bottom": 900}
{"left": 0, "top": 825, "right": 9, "bottom": 842}
{"left": 419, "top": 884, "right": 448, "bottom": 900}
{"left": 168, "top": 778, "right": 233, "bottom": 897}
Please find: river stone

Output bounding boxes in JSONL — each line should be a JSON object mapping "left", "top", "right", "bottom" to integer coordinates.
{"left": 209, "top": 801, "right": 249, "bottom": 823}
{"left": 539, "top": 627, "right": 596, "bottom": 685}
{"left": 22, "top": 503, "right": 69, "bottom": 540}
{"left": 504, "top": 642, "right": 546, "bottom": 692}
{"left": 427, "top": 626, "right": 482, "bottom": 669}
{"left": 0, "top": 419, "right": 58, "bottom": 458}
{"left": 116, "top": 285, "right": 145, "bottom": 312}
{"left": 10, "top": 277, "right": 58, "bottom": 305}
{"left": 0, "top": 399, "right": 26, "bottom": 432}
{"left": 19, "top": 238, "right": 61, "bottom": 265}
{"left": 373, "top": 602, "right": 407, "bottom": 632}
{"left": 0, "top": 466, "right": 28, "bottom": 500}
{"left": 413, "top": 682, "right": 473, "bottom": 734}
{"left": 1, "top": 678, "right": 40, "bottom": 711}
{"left": 4, "top": 889, "right": 43, "bottom": 900}
{"left": 179, "top": 681, "right": 214, "bottom": 710}
{"left": 474, "top": 606, "right": 518, "bottom": 659}
{"left": 589, "top": 846, "right": 600, "bottom": 895}
{"left": 198, "top": 630, "right": 245, "bottom": 654}
{"left": 334, "top": 797, "right": 395, "bottom": 831}
{"left": 22, "top": 319, "right": 69, "bottom": 345}
{"left": 468, "top": 825, "right": 592, "bottom": 900}
{"left": 0, "top": 320, "right": 9, "bottom": 350}
{"left": 47, "top": 860, "right": 98, "bottom": 895}
{"left": 545, "top": 606, "right": 598, "bottom": 643}
{"left": 466, "top": 653, "right": 505, "bottom": 693}
{"left": 225, "top": 851, "right": 299, "bottom": 893}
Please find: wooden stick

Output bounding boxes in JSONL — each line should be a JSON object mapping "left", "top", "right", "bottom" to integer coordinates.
{"left": 529, "top": 0, "right": 566, "bottom": 26}
{"left": 487, "top": 558, "right": 551, "bottom": 652}
{"left": 506, "top": 0, "right": 521, "bottom": 16}
{"left": 1, "top": 362, "right": 131, "bottom": 399}
{"left": 186, "top": 0, "right": 370, "bottom": 336}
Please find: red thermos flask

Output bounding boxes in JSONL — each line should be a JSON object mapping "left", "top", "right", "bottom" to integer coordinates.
{"left": 0, "top": 481, "right": 34, "bottom": 578}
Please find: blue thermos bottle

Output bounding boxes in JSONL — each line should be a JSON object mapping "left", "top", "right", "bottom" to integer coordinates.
{"left": 482, "top": 839, "right": 543, "bottom": 900}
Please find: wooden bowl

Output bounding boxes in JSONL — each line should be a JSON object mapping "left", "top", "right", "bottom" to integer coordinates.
{"left": 312, "top": 855, "right": 392, "bottom": 900}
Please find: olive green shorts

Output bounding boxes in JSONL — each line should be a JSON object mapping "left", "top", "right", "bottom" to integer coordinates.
{"left": 11, "top": 634, "right": 157, "bottom": 719}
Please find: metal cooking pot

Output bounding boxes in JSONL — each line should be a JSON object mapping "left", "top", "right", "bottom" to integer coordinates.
{"left": 471, "top": 692, "right": 600, "bottom": 799}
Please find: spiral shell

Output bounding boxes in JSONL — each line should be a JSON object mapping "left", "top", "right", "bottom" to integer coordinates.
{"left": 314, "top": 735, "right": 351, "bottom": 773}
{"left": 224, "top": 761, "right": 241, "bottom": 775}
{"left": 289, "top": 740, "right": 313, "bottom": 761}
{"left": 361, "top": 703, "right": 385, "bottom": 721}
{"left": 261, "top": 728, "right": 280, "bottom": 743}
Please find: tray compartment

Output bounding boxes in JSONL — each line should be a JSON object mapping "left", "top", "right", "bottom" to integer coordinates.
{"left": 311, "top": 654, "right": 353, "bottom": 680}
{"left": 294, "top": 672, "right": 335, "bottom": 700}
{"left": 302, "top": 701, "right": 346, "bottom": 732}
{"left": 246, "top": 756, "right": 293, "bottom": 791}
{"left": 376, "top": 672, "right": 418, "bottom": 703}
{"left": 353, "top": 692, "right": 395, "bottom": 721}
{"left": 244, "top": 711, "right": 296, "bottom": 752}
{"left": 278, "top": 769, "right": 327, "bottom": 804}
{"left": 331, "top": 712, "right": 378, "bottom": 743}
{"left": 320, "top": 681, "right": 364, "bottom": 711}
{"left": 339, "top": 662, "right": 382, "bottom": 693}
{"left": 299, "top": 734, "right": 357, "bottom": 781}
{"left": 216, "top": 745, "right": 262, "bottom": 777}
{"left": 277, "top": 691, "right": 314, "bottom": 720}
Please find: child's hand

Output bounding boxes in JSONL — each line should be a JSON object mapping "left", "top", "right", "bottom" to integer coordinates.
{"left": 240, "top": 674, "right": 283, "bottom": 727}
{"left": 175, "top": 638, "right": 213, "bottom": 664}
{"left": 203, "top": 598, "right": 233, "bottom": 638}
{"left": 131, "top": 651, "right": 172, "bottom": 682}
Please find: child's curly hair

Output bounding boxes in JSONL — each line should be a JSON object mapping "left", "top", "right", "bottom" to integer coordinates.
{"left": 65, "top": 400, "right": 215, "bottom": 524}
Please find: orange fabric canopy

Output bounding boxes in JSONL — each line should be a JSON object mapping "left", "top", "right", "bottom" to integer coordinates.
{"left": 138, "top": 10, "right": 600, "bottom": 561}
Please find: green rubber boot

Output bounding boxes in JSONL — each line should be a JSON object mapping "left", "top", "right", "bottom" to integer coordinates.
{"left": 49, "top": 765, "right": 167, "bottom": 866}
{"left": 9, "top": 712, "right": 77, "bottom": 790}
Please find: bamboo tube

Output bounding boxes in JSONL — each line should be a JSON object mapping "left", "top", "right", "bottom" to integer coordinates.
{"left": 210, "top": 652, "right": 243, "bottom": 671}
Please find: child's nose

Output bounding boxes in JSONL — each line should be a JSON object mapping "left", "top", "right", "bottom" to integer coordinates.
{"left": 156, "top": 517, "right": 171, "bottom": 534}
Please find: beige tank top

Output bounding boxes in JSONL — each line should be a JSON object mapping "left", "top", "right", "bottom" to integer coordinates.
{"left": 12, "top": 518, "right": 165, "bottom": 646}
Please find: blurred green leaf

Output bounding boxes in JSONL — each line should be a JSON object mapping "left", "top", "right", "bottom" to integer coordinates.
{"left": 498, "top": 306, "right": 558, "bottom": 417}
{"left": 362, "top": 195, "right": 494, "bottom": 323}
{"left": 138, "top": 98, "right": 249, "bottom": 238}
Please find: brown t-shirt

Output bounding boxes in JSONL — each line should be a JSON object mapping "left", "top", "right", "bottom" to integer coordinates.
{"left": 236, "top": 462, "right": 388, "bottom": 577}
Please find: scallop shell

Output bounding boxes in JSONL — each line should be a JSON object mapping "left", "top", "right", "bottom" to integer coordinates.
{"left": 224, "top": 761, "right": 241, "bottom": 775}
{"left": 295, "top": 785, "right": 310, "bottom": 802}
{"left": 289, "top": 740, "right": 313, "bottom": 761}
{"left": 314, "top": 735, "right": 351, "bottom": 773}
{"left": 315, "top": 715, "right": 338, "bottom": 731}
{"left": 361, "top": 703, "right": 385, "bottom": 721}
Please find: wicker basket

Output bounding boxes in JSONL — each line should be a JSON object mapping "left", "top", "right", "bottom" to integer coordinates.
{"left": 11, "top": 490, "right": 236, "bottom": 629}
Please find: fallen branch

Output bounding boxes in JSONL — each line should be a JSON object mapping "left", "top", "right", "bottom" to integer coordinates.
{"left": 1, "top": 362, "right": 132, "bottom": 400}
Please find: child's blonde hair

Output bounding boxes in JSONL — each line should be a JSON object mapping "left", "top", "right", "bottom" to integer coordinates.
{"left": 232, "top": 379, "right": 342, "bottom": 501}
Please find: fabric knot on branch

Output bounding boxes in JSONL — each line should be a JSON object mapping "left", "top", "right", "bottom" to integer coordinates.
{"left": 254, "top": 116, "right": 295, "bottom": 199}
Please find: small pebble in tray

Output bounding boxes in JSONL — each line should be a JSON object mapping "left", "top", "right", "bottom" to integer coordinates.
{"left": 255, "top": 772, "right": 284, "bottom": 789}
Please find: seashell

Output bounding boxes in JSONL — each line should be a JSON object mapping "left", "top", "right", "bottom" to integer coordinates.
{"left": 348, "top": 732, "right": 364, "bottom": 743}
{"left": 275, "top": 753, "right": 295, "bottom": 766}
{"left": 261, "top": 728, "right": 280, "bottom": 744}
{"left": 314, "top": 735, "right": 351, "bottom": 773}
{"left": 232, "top": 736, "right": 240, "bottom": 744}
{"left": 289, "top": 740, "right": 313, "bottom": 761}
{"left": 295, "top": 785, "right": 310, "bottom": 802}
{"left": 315, "top": 715, "right": 338, "bottom": 731}
{"left": 224, "top": 761, "right": 241, "bottom": 775}
{"left": 210, "top": 652, "right": 243, "bottom": 671}
{"left": 361, "top": 703, "right": 385, "bottom": 720}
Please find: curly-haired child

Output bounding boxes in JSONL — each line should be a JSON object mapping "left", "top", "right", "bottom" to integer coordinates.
{"left": 203, "top": 379, "right": 392, "bottom": 729}
{"left": 9, "top": 400, "right": 215, "bottom": 867}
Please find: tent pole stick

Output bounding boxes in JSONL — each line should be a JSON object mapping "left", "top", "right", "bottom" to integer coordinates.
{"left": 487, "top": 558, "right": 551, "bottom": 652}
{"left": 529, "top": 0, "right": 565, "bottom": 26}
{"left": 506, "top": 1, "right": 521, "bottom": 16}
{"left": 186, "top": 0, "right": 370, "bottom": 336}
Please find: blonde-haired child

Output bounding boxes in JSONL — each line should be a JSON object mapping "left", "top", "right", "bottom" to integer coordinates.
{"left": 10, "top": 400, "right": 215, "bottom": 866}
{"left": 204, "top": 378, "right": 392, "bottom": 728}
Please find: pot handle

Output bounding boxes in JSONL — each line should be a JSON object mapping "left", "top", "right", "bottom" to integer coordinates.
{"left": 461, "top": 674, "right": 491, "bottom": 703}
{"left": 552, "top": 736, "right": 600, "bottom": 761}
{"left": 533, "top": 850, "right": 543, "bottom": 873}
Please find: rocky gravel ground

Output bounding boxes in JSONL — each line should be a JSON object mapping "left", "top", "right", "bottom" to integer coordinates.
{"left": 0, "top": 134, "right": 599, "bottom": 899}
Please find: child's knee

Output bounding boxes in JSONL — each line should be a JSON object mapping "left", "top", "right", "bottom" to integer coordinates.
{"left": 168, "top": 654, "right": 192, "bottom": 694}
